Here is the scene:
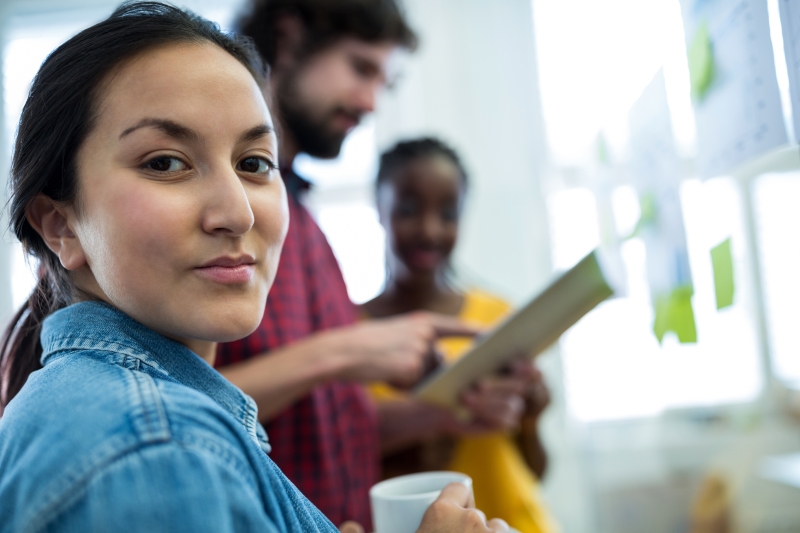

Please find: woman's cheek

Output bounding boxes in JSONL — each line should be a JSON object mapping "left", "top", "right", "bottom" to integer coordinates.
{"left": 254, "top": 184, "right": 289, "bottom": 247}
{"left": 113, "top": 184, "right": 196, "bottom": 258}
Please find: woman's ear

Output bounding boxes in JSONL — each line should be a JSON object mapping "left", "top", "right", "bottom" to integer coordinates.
{"left": 26, "top": 195, "right": 86, "bottom": 271}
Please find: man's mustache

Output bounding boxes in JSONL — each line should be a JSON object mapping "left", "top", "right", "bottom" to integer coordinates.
{"left": 330, "top": 107, "right": 364, "bottom": 125}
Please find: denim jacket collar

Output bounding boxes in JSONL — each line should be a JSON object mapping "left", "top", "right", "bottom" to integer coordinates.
{"left": 40, "top": 301, "right": 270, "bottom": 452}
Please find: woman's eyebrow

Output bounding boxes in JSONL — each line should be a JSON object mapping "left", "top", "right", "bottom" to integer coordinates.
{"left": 237, "top": 124, "right": 273, "bottom": 144}
{"left": 119, "top": 118, "right": 199, "bottom": 141}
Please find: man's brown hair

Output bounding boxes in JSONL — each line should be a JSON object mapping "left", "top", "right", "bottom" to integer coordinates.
{"left": 238, "top": 0, "right": 418, "bottom": 66}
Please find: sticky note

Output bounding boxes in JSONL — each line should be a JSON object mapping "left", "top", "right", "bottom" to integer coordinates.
{"left": 628, "top": 193, "right": 658, "bottom": 239}
{"left": 597, "top": 133, "right": 609, "bottom": 165}
{"left": 711, "top": 237, "right": 735, "bottom": 309}
{"left": 653, "top": 284, "right": 697, "bottom": 343}
{"left": 688, "top": 22, "right": 714, "bottom": 100}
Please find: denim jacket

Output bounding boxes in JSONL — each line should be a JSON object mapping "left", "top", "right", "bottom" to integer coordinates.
{"left": 0, "top": 302, "right": 338, "bottom": 533}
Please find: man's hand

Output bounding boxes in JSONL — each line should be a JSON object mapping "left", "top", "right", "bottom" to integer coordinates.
{"left": 221, "top": 311, "right": 478, "bottom": 423}
{"left": 417, "top": 483, "right": 509, "bottom": 533}
{"left": 326, "top": 312, "right": 480, "bottom": 388}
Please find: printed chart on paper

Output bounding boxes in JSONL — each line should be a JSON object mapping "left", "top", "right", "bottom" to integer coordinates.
{"left": 681, "top": 0, "right": 787, "bottom": 178}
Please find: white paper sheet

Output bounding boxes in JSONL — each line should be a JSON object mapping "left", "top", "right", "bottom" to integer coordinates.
{"left": 681, "top": 0, "right": 788, "bottom": 177}
{"left": 779, "top": 0, "right": 800, "bottom": 139}
{"left": 628, "top": 70, "right": 693, "bottom": 296}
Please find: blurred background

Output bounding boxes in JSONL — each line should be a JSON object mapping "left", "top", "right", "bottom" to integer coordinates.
{"left": 0, "top": 0, "right": 799, "bottom": 531}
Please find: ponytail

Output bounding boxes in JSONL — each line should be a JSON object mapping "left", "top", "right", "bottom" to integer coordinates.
{"left": 1, "top": 266, "right": 72, "bottom": 409}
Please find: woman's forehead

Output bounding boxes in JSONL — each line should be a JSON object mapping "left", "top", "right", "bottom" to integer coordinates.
{"left": 390, "top": 157, "right": 463, "bottom": 191}
{"left": 95, "top": 42, "right": 270, "bottom": 133}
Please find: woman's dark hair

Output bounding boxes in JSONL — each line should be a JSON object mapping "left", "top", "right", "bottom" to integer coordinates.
{"left": 376, "top": 137, "right": 469, "bottom": 191}
{"left": 0, "top": 1, "right": 267, "bottom": 409}
{"left": 239, "top": 0, "right": 417, "bottom": 66}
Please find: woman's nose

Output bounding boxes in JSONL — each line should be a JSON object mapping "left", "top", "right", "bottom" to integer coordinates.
{"left": 419, "top": 213, "right": 442, "bottom": 241}
{"left": 201, "top": 166, "right": 255, "bottom": 236}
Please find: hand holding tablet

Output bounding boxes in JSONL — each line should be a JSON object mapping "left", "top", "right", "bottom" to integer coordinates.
{"left": 414, "top": 250, "right": 620, "bottom": 409}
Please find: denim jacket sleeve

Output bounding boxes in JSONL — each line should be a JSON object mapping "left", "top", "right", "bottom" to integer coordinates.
{"left": 41, "top": 442, "right": 281, "bottom": 533}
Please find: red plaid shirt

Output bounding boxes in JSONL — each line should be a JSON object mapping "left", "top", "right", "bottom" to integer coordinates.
{"left": 216, "top": 175, "right": 379, "bottom": 528}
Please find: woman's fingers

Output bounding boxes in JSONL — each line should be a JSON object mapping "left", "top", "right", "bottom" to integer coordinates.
{"left": 438, "top": 481, "right": 475, "bottom": 508}
{"left": 461, "top": 383, "right": 527, "bottom": 430}
{"left": 486, "top": 518, "right": 510, "bottom": 532}
{"left": 419, "top": 483, "right": 510, "bottom": 533}
{"left": 338, "top": 521, "right": 364, "bottom": 533}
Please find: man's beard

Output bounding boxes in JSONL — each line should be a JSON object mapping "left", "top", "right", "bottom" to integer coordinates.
{"left": 276, "top": 75, "right": 361, "bottom": 159}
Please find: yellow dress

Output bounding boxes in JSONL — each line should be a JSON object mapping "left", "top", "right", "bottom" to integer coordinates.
{"left": 370, "top": 289, "right": 560, "bottom": 533}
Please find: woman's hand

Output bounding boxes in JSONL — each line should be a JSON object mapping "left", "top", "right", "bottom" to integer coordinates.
{"left": 458, "top": 358, "right": 544, "bottom": 433}
{"left": 338, "top": 521, "right": 364, "bottom": 533}
{"left": 522, "top": 362, "right": 551, "bottom": 421}
{"left": 417, "top": 483, "right": 509, "bottom": 533}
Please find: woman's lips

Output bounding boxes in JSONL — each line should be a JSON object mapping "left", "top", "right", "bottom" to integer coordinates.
{"left": 405, "top": 248, "right": 442, "bottom": 270}
{"left": 194, "top": 264, "right": 255, "bottom": 284}
{"left": 194, "top": 256, "right": 256, "bottom": 284}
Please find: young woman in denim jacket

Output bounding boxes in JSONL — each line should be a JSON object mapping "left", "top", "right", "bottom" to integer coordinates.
{"left": 0, "top": 3, "right": 509, "bottom": 533}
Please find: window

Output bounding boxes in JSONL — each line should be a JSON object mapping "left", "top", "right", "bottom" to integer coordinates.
{"left": 754, "top": 172, "right": 800, "bottom": 387}
{"left": 296, "top": 119, "right": 387, "bottom": 304}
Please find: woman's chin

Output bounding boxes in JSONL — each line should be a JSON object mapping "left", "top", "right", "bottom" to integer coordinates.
{"left": 176, "top": 306, "right": 265, "bottom": 344}
{"left": 201, "top": 319, "right": 263, "bottom": 343}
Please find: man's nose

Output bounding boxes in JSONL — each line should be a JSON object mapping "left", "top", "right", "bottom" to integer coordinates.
{"left": 355, "top": 81, "right": 378, "bottom": 114}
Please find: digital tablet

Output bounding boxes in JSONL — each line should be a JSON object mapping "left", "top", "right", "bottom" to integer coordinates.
{"left": 414, "top": 249, "right": 618, "bottom": 409}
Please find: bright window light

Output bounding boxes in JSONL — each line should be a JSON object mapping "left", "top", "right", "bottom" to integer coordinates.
{"left": 315, "top": 203, "right": 385, "bottom": 305}
{"left": 533, "top": 0, "right": 695, "bottom": 164}
{"left": 753, "top": 172, "right": 800, "bottom": 387}
{"left": 547, "top": 188, "right": 600, "bottom": 271}
{"left": 611, "top": 185, "right": 641, "bottom": 238}
{"left": 294, "top": 119, "right": 384, "bottom": 303}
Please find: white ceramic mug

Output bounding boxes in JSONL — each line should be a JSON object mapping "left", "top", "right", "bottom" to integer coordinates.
{"left": 369, "top": 471, "right": 472, "bottom": 533}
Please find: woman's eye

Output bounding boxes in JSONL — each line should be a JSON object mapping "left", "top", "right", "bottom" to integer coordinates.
{"left": 144, "top": 156, "right": 186, "bottom": 173}
{"left": 441, "top": 207, "right": 459, "bottom": 222}
{"left": 395, "top": 200, "right": 419, "bottom": 217}
{"left": 237, "top": 156, "right": 274, "bottom": 174}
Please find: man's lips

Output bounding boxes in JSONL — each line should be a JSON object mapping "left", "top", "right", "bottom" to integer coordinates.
{"left": 194, "top": 255, "right": 256, "bottom": 284}
{"left": 332, "top": 110, "right": 361, "bottom": 131}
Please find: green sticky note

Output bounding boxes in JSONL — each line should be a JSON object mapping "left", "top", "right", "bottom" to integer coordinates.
{"left": 627, "top": 193, "right": 658, "bottom": 239}
{"left": 688, "top": 22, "right": 714, "bottom": 100}
{"left": 653, "top": 285, "right": 697, "bottom": 344}
{"left": 711, "top": 238, "right": 735, "bottom": 309}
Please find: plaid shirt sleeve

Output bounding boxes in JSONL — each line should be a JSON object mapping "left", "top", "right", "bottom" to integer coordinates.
{"left": 216, "top": 192, "right": 379, "bottom": 529}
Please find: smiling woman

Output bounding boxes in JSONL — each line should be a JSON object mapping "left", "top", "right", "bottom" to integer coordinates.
{"left": 0, "top": 3, "right": 331, "bottom": 532}
{"left": 55, "top": 40, "right": 287, "bottom": 360}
